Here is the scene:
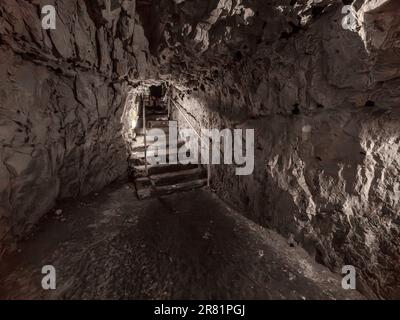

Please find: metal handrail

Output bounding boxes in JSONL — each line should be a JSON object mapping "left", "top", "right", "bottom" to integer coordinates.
{"left": 170, "top": 98, "right": 211, "bottom": 187}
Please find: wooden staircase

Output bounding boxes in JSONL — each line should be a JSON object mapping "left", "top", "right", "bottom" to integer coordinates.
{"left": 130, "top": 99, "right": 207, "bottom": 199}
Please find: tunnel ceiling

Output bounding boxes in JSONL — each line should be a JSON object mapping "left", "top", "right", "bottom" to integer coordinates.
{"left": 135, "top": 0, "right": 400, "bottom": 114}
{"left": 2, "top": 0, "right": 399, "bottom": 113}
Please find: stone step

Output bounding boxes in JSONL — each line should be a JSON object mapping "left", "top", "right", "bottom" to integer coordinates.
{"left": 135, "top": 178, "right": 207, "bottom": 199}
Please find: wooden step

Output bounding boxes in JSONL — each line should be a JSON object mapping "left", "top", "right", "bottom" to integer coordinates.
{"left": 147, "top": 120, "right": 170, "bottom": 128}
{"left": 144, "top": 107, "right": 167, "bottom": 115}
{"left": 136, "top": 168, "right": 205, "bottom": 187}
{"left": 135, "top": 126, "right": 170, "bottom": 135}
{"left": 133, "top": 134, "right": 170, "bottom": 146}
{"left": 129, "top": 152, "right": 182, "bottom": 167}
{"left": 130, "top": 146, "right": 199, "bottom": 166}
{"left": 144, "top": 114, "right": 168, "bottom": 121}
{"left": 132, "top": 163, "right": 199, "bottom": 177}
{"left": 131, "top": 140, "right": 186, "bottom": 153}
{"left": 135, "top": 178, "right": 207, "bottom": 199}
{"left": 131, "top": 147, "right": 180, "bottom": 161}
{"left": 136, "top": 117, "right": 169, "bottom": 128}
{"left": 153, "top": 168, "right": 205, "bottom": 187}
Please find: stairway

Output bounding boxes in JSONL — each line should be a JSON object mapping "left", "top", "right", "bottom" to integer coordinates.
{"left": 129, "top": 101, "right": 207, "bottom": 199}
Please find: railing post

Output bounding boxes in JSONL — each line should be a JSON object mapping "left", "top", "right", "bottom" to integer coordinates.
{"left": 207, "top": 147, "right": 211, "bottom": 188}
{"left": 197, "top": 130, "right": 202, "bottom": 170}
{"left": 167, "top": 95, "right": 171, "bottom": 120}
{"left": 142, "top": 94, "right": 148, "bottom": 176}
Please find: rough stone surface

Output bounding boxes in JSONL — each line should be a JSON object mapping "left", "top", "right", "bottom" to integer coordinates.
{"left": 0, "top": 183, "right": 364, "bottom": 300}
{"left": 1, "top": 0, "right": 399, "bottom": 299}
{"left": 161, "top": 0, "right": 400, "bottom": 298}
{"left": 0, "top": 0, "right": 155, "bottom": 254}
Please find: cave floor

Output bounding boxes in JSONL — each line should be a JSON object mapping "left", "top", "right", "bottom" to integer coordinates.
{"left": 0, "top": 181, "right": 363, "bottom": 300}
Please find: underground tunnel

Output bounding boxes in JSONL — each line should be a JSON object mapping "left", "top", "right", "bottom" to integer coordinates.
{"left": 0, "top": 0, "right": 399, "bottom": 302}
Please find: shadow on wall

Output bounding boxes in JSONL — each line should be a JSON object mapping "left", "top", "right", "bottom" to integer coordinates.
{"left": 210, "top": 108, "right": 400, "bottom": 299}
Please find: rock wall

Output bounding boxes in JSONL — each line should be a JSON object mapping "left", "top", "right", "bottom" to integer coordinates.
{"left": 172, "top": 91, "right": 400, "bottom": 299}
{"left": 164, "top": 0, "right": 400, "bottom": 298}
{"left": 213, "top": 108, "right": 400, "bottom": 299}
{"left": 1, "top": 0, "right": 399, "bottom": 299}
{"left": 0, "top": 0, "right": 154, "bottom": 254}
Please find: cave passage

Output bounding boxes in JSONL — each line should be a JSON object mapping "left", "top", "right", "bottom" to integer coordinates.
{"left": 0, "top": 0, "right": 399, "bottom": 301}
{"left": 0, "top": 81, "right": 363, "bottom": 300}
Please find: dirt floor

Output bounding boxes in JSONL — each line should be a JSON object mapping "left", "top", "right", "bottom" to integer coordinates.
{"left": 0, "top": 181, "right": 364, "bottom": 299}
